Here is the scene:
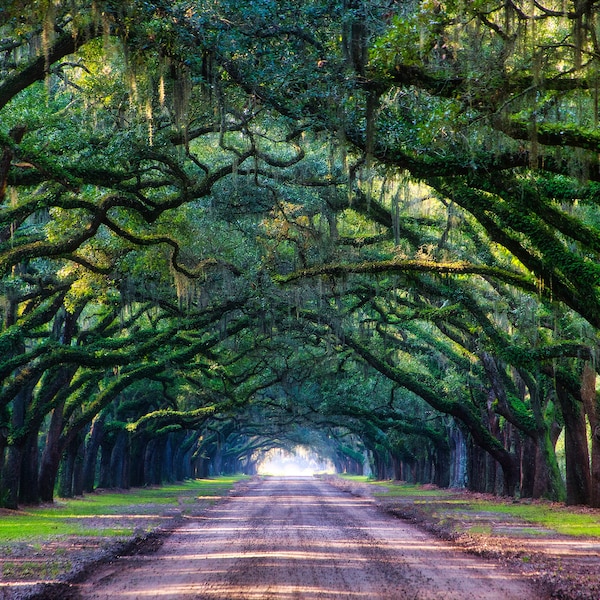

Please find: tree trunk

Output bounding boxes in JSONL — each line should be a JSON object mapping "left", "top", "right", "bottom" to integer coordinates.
{"left": 38, "top": 403, "right": 65, "bottom": 503}
{"left": 121, "top": 432, "right": 130, "bottom": 489}
{"left": 110, "top": 430, "right": 127, "bottom": 488}
{"left": 520, "top": 435, "right": 536, "bottom": 498}
{"left": 163, "top": 435, "right": 174, "bottom": 483}
{"left": 82, "top": 413, "right": 106, "bottom": 492}
{"left": 143, "top": 439, "right": 154, "bottom": 485}
{"left": 57, "top": 453, "right": 73, "bottom": 498}
{"left": 1, "top": 445, "right": 23, "bottom": 509}
{"left": 532, "top": 425, "right": 566, "bottom": 501}
{"left": 57, "top": 435, "right": 82, "bottom": 498}
{"left": 19, "top": 431, "right": 40, "bottom": 504}
{"left": 581, "top": 362, "right": 600, "bottom": 508}
{"left": 173, "top": 432, "right": 196, "bottom": 480}
{"left": 486, "top": 452, "right": 497, "bottom": 493}
{"left": 449, "top": 425, "right": 467, "bottom": 488}
{"left": 98, "top": 437, "right": 115, "bottom": 488}
{"left": 129, "top": 433, "right": 147, "bottom": 487}
{"left": 434, "top": 442, "right": 450, "bottom": 487}
{"left": 557, "top": 381, "right": 591, "bottom": 505}
{"left": 72, "top": 436, "right": 85, "bottom": 496}
{"left": 1, "top": 383, "right": 32, "bottom": 508}
{"left": 592, "top": 422, "right": 600, "bottom": 508}
{"left": 468, "top": 442, "right": 490, "bottom": 493}
{"left": 153, "top": 437, "right": 166, "bottom": 484}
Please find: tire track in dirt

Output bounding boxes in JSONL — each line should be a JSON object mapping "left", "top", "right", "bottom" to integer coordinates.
{"left": 72, "top": 477, "right": 547, "bottom": 600}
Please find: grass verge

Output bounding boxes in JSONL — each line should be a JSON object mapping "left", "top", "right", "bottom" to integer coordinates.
{"left": 0, "top": 476, "right": 247, "bottom": 541}
{"left": 340, "top": 476, "right": 600, "bottom": 539}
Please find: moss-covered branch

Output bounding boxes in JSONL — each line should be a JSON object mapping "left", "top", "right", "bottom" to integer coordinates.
{"left": 276, "top": 258, "right": 537, "bottom": 292}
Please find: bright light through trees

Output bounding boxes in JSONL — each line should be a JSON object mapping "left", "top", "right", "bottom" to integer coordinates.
{"left": 256, "top": 448, "right": 336, "bottom": 477}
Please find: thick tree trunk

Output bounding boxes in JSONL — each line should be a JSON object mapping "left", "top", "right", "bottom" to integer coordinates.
{"left": 153, "top": 437, "right": 166, "bottom": 484}
{"left": 19, "top": 431, "right": 40, "bottom": 504}
{"left": 195, "top": 456, "right": 209, "bottom": 478}
{"left": 163, "top": 435, "right": 174, "bottom": 483}
{"left": 57, "top": 452, "right": 74, "bottom": 498}
{"left": 448, "top": 425, "right": 467, "bottom": 488}
{"left": 391, "top": 454, "right": 402, "bottom": 481}
{"left": 532, "top": 426, "right": 566, "bottom": 501}
{"left": 581, "top": 362, "right": 600, "bottom": 508}
{"left": 520, "top": 436, "right": 536, "bottom": 498}
{"left": 470, "top": 441, "right": 507, "bottom": 494}
{"left": 110, "top": 431, "right": 128, "bottom": 488}
{"left": 82, "top": 414, "right": 106, "bottom": 492}
{"left": 434, "top": 443, "right": 450, "bottom": 487}
{"left": 1, "top": 445, "right": 24, "bottom": 509}
{"left": 98, "top": 437, "right": 115, "bottom": 489}
{"left": 143, "top": 439, "right": 155, "bottom": 485}
{"left": 72, "top": 436, "right": 85, "bottom": 496}
{"left": 143, "top": 438, "right": 165, "bottom": 485}
{"left": 212, "top": 443, "right": 223, "bottom": 477}
{"left": 38, "top": 403, "right": 65, "bottom": 503}
{"left": 495, "top": 436, "right": 519, "bottom": 496}
{"left": 1, "top": 383, "right": 32, "bottom": 508}
{"left": 57, "top": 434, "right": 82, "bottom": 498}
{"left": 518, "top": 371, "right": 565, "bottom": 501}
{"left": 591, "top": 423, "right": 600, "bottom": 508}
{"left": 120, "top": 433, "right": 130, "bottom": 489}
{"left": 173, "top": 432, "right": 195, "bottom": 480}
{"left": 129, "top": 434, "right": 146, "bottom": 487}
{"left": 557, "top": 382, "right": 591, "bottom": 505}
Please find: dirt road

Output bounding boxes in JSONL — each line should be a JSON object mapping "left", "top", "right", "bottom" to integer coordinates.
{"left": 73, "top": 477, "right": 545, "bottom": 600}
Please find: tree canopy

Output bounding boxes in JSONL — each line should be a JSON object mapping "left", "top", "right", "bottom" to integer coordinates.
{"left": 2, "top": 0, "right": 600, "bottom": 508}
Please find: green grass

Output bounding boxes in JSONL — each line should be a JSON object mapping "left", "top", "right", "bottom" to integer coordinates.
{"left": 340, "top": 476, "right": 454, "bottom": 498}
{"left": 357, "top": 479, "right": 600, "bottom": 539}
{"left": 467, "top": 524, "right": 493, "bottom": 535}
{"left": 0, "top": 477, "right": 246, "bottom": 541}
{"left": 468, "top": 500, "right": 600, "bottom": 537}
{"left": 366, "top": 479, "right": 455, "bottom": 499}
{"left": 2, "top": 559, "right": 71, "bottom": 579}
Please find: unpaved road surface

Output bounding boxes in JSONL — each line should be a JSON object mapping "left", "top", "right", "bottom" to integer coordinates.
{"left": 73, "top": 477, "right": 545, "bottom": 600}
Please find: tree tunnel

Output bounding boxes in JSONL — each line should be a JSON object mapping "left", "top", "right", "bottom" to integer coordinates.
{"left": 2, "top": 0, "right": 600, "bottom": 508}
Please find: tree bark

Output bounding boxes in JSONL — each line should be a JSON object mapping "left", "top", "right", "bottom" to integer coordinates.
{"left": 532, "top": 425, "right": 565, "bottom": 501}
{"left": 98, "top": 436, "right": 115, "bottom": 489}
{"left": 19, "top": 431, "right": 40, "bottom": 504}
{"left": 1, "top": 383, "right": 32, "bottom": 508}
{"left": 581, "top": 362, "right": 600, "bottom": 508}
{"left": 72, "top": 436, "right": 85, "bottom": 496}
{"left": 57, "top": 434, "right": 83, "bottom": 498}
{"left": 82, "top": 413, "right": 106, "bottom": 492}
{"left": 1, "top": 445, "right": 23, "bottom": 509}
{"left": 110, "top": 430, "right": 128, "bottom": 488}
{"left": 38, "top": 403, "right": 65, "bottom": 502}
{"left": 556, "top": 381, "right": 591, "bottom": 505}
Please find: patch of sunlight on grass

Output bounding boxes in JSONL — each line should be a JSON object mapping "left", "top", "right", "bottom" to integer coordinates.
{"left": 338, "top": 475, "right": 370, "bottom": 483}
{"left": 370, "top": 482, "right": 453, "bottom": 498}
{"left": 469, "top": 501, "right": 600, "bottom": 537}
{"left": 0, "top": 515, "right": 104, "bottom": 540}
{"left": 338, "top": 476, "right": 454, "bottom": 498}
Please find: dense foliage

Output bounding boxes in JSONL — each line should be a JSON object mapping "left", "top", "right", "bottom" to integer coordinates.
{"left": 1, "top": 0, "right": 600, "bottom": 508}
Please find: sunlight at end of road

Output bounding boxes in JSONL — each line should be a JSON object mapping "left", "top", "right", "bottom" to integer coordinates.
{"left": 256, "top": 447, "right": 336, "bottom": 476}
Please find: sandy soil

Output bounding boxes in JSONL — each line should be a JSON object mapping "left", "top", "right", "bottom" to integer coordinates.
{"left": 69, "top": 477, "right": 545, "bottom": 600}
